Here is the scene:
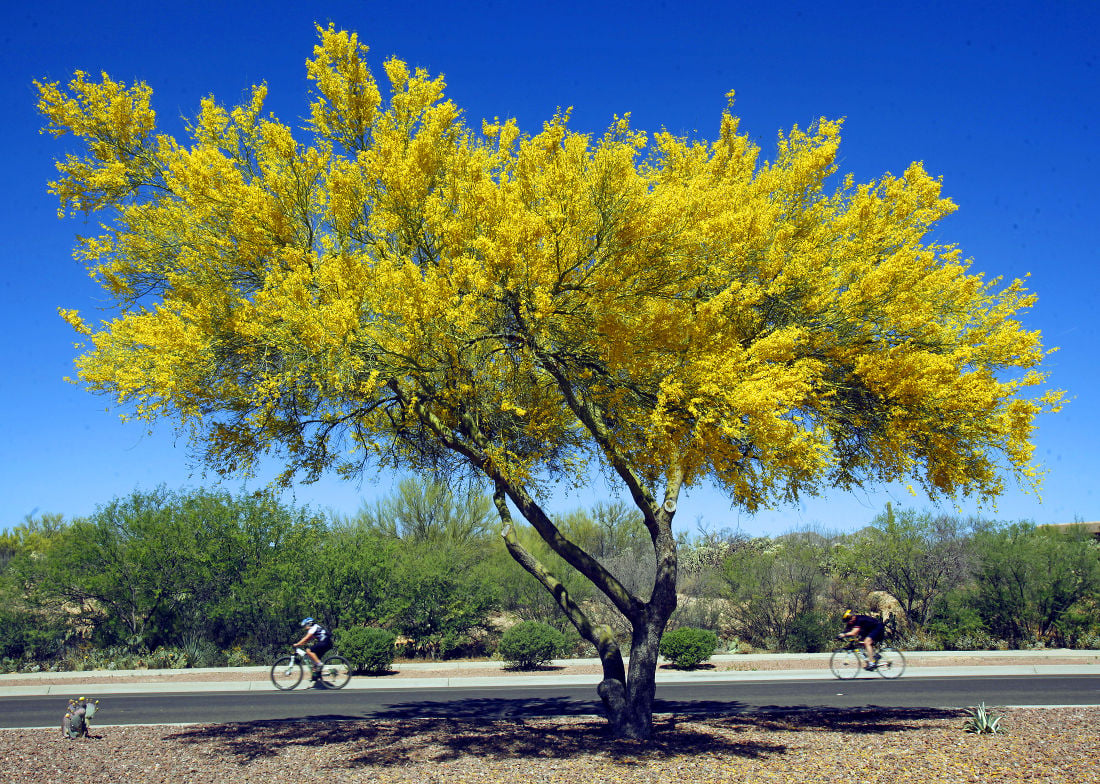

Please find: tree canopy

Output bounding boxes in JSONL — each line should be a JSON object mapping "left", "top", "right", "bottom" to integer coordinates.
{"left": 38, "top": 25, "right": 1060, "bottom": 738}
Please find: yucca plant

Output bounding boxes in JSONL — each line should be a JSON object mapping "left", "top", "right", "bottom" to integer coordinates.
{"left": 963, "top": 702, "right": 1005, "bottom": 734}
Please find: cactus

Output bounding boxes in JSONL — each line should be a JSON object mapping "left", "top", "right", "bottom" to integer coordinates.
{"left": 62, "top": 697, "right": 100, "bottom": 739}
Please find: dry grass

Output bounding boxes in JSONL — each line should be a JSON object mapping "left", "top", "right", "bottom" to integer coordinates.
{"left": 2, "top": 706, "right": 1097, "bottom": 783}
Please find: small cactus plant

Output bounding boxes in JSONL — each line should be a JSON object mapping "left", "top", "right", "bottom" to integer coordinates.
{"left": 62, "top": 697, "right": 100, "bottom": 739}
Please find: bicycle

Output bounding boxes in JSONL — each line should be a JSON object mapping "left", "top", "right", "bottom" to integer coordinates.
{"left": 829, "top": 638, "right": 906, "bottom": 679}
{"left": 270, "top": 646, "right": 352, "bottom": 690}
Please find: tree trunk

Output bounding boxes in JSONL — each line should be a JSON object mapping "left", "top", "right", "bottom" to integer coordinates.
{"left": 486, "top": 474, "right": 680, "bottom": 740}
{"left": 596, "top": 607, "right": 672, "bottom": 739}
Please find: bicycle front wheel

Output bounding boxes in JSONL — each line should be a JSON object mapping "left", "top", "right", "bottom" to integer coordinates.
{"left": 271, "top": 655, "right": 304, "bottom": 690}
{"left": 319, "top": 655, "right": 351, "bottom": 689}
{"left": 874, "top": 646, "right": 906, "bottom": 679}
{"left": 829, "top": 648, "right": 863, "bottom": 679}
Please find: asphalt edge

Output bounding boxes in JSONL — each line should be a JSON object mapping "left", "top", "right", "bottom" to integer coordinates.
{"left": 2, "top": 663, "right": 1098, "bottom": 697}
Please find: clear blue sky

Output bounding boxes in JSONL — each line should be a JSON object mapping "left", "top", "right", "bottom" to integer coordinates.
{"left": 2, "top": 1, "right": 1096, "bottom": 535}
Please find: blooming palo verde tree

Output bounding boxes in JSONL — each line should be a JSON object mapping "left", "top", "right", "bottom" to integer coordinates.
{"left": 38, "top": 25, "right": 1060, "bottom": 739}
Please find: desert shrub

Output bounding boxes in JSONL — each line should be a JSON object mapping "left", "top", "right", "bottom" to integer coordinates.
{"left": 225, "top": 645, "right": 251, "bottom": 667}
{"left": 498, "top": 621, "right": 568, "bottom": 669}
{"left": 0, "top": 605, "right": 69, "bottom": 663}
{"left": 659, "top": 626, "right": 718, "bottom": 669}
{"left": 335, "top": 626, "right": 397, "bottom": 673}
{"left": 894, "top": 627, "right": 945, "bottom": 651}
{"left": 945, "top": 630, "right": 1010, "bottom": 651}
{"left": 1074, "top": 631, "right": 1100, "bottom": 650}
{"left": 786, "top": 610, "right": 833, "bottom": 653}
{"left": 181, "top": 636, "right": 221, "bottom": 668}
{"left": 668, "top": 597, "right": 725, "bottom": 632}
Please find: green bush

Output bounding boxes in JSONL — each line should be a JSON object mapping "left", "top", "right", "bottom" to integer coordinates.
{"left": 498, "top": 621, "right": 568, "bottom": 669}
{"left": 659, "top": 627, "right": 718, "bottom": 669}
{"left": 335, "top": 626, "right": 397, "bottom": 674}
{"left": 786, "top": 610, "right": 833, "bottom": 653}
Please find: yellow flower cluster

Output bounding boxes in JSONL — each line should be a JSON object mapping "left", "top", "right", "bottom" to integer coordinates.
{"left": 39, "top": 26, "right": 1060, "bottom": 512}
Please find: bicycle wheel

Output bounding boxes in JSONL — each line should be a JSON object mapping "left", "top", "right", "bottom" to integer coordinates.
{"left": 829, "top": 648, "right": 863, "bottom": 679}
{"left": 319, "top": 655, "right": 351, "bottom": 689}
{"left": 270, "top": 655, "right": 304, "bottom": 690}
{"left": 874, "top": 646, "right": 906, "bottom": 679}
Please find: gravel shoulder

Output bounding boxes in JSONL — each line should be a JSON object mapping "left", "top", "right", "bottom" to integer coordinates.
{"left": 3, "top": 706, "right": 1098, "bottom": 783}
{"left": 3, "top": 653, "right": 1098, "bottom": 782}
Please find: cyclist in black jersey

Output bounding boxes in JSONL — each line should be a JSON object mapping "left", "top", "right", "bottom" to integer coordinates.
{"left": 293, "top": 617, "right": 333, "bottom": 680}
{"left": 837, "top": 609, "right": 886, "bottom": 669}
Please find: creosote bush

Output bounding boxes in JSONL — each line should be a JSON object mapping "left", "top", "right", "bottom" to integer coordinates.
{"left": 498, "top": 621, "right": 568, "bottom": 669}
{"left": 334, "top": 626, "right": 397, "bottom": 674}
{"left": 659, "top": 627, "right": 719, "bottom": 669}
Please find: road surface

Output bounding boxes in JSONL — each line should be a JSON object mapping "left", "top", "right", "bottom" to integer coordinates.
{"left": 3, "top": 674, "right": 1097, "bottom": 729}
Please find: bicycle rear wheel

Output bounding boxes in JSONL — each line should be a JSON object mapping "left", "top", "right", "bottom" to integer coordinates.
{"left": 319, "top": 655, "right": 351, "bottom": 689}
{"left": 874, "top": 646, "right": 906, "bottom": 679}
{"left": 829, "top": 648, "right": 863, "bottom": 679}
{"left": 271, "top": 655, "right": 304, "bottom": 690}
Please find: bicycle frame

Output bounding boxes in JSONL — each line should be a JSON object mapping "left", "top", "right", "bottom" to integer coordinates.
{"left": 271, "top": 646, "right": 351, "bottom": 690}
{"left": 830, "top": 638, "right": 906, "bottom": 679}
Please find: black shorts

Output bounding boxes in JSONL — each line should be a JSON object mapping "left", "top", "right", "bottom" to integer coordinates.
{"left": 862, "top": 624, "right": 886, "bottom": 644}
{"left": 310, "top": 637, "right": 333, "bottom": 657}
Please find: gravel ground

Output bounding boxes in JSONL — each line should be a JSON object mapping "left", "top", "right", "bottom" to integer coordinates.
{"left": 2, "top": 707, "right": 1098, "bottom": 783}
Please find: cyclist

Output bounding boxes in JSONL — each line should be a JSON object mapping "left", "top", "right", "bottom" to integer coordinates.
{"left": 837, "top": 609, "right": 886, "bottom": 669}
{"left": 293, "top": 617, "right": 333, "bottom": 681}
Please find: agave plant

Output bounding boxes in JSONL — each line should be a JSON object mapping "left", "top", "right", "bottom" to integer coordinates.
{"left": 963, "top": 702, "right": 1005, "bottom": 734}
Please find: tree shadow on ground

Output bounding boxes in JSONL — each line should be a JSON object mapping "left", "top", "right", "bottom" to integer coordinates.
{"left": 349, "top": 669, "right": 400, "bottom": 677}
{"left": 166, "top": 702, "right": 965, "bottom": 769}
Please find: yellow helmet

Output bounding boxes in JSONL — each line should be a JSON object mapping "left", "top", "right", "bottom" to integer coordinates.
{"left": 842, "top": 609, "right": 853, "bottom": 619}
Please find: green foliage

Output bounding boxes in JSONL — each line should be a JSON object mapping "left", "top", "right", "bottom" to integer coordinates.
{"left": 484, "top": 524, "right": 596, "bottom": 635}
{"left": 8, "top": 481, "right": 1093, "bottom": 672}
{"left": 969, "top": 522, "right": 1100, "bottom": 646}
{"left": 383, "top": 539, "right": 499, "bottom": 658}
{"left": 892, "top": 627, "right": 945, "bottom": 651}
{"left": 720, "top": 531, "right": 832, "bottom": 651}
{"left": 498, "top": 621, "right": 568, "bottom": 669}
{"left": 64, "top": 645, "right": 192, "bottom": 671}
{"left": 555, "top": 503, "right": 651, "bottom": 562}
{"left": 786, "top": 610, "right": 834, "bottom": 653}
{"left": 335, "top": 626, "right": 397, "bottom": 673}
{"left": 0, "top": 513, "right": 68, "bottom": 573}
{"left": 486, "top": 503, "right": 652, "bottom": 642}
{"left": 0, "top": 605, "right": 69, "bottom": 662}
{"left": 963, "top": 702, "right": 1005, "bottom": 734}
{"left": 10, "top": 487, "right": 325, "bottom": 659}
{"left": 225, "top": 646, "right": 251, "bottom": 667}
{"left": 306, "top": 522, "right": 398, "bottom": 630}
{"left": 1054, "top": 596, "right": 1100, "bottom": 649}
{"left": 354, "top": 477, "right": 496, "bottom": 546}
{"left": 659, "top": 626, "right": 719, "bottom": 669}
{"left": 834, "top": 504, "right": 974, "bottom": 626}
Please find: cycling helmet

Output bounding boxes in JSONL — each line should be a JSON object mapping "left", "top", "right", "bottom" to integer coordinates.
{"left": 842, "top": 609, "right": 852, "bottom": 620}
{"left": 300, "top": 617, "right": 314, "bottom": 627}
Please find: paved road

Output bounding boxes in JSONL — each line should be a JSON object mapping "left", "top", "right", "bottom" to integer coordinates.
{"left": 4, "top": 674, "right": 1098, "bottom": 729}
